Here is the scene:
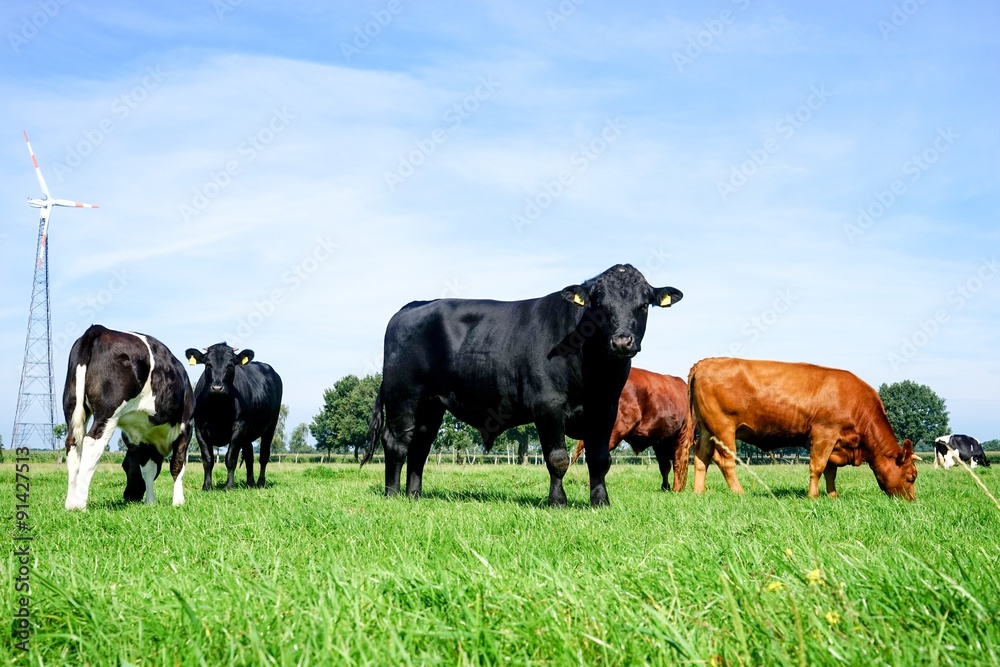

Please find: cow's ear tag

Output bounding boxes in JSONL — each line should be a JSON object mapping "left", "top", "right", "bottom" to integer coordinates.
{"left": 188, "top": 356, "right": 197, "bottom": 365}
{"left": 572, "top": 294, "right": 586, "bottom": 307}
{"left": 659, "top": 294, "right": 672, "bottom": 307}
{"left": 241, "top": 356, "right": 250, "bottom": 365}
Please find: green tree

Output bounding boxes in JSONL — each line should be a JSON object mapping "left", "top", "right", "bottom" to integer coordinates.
{"left": 288, "top": 423, "right": 313, "bottom": 453}
{"left": 270, "top": 404, "right": 290, "bottom": 453}
{"left": 497, "top": 423, "right": 539, "bottom": 465}
{"left": 878, "top": 380, "right": 950, "bottom": 450}
{"left": 980, "top": 439, "right": 999, "bottom": 452}
{"left": 311, "top": 374, "right": 381, "bottom": 456}
{"left": 433, "top": 412, "right": 480, "bottom": 463}
{"left": 53, "top": 423, "right": 68, "bottom": 442}
{"left": 0, "top": 432, "right": 4, "bottom": 462}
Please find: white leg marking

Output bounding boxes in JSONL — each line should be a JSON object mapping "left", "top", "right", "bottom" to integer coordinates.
{"left": 70, "top": 421, "right": 116, "bottom": 510}
{"left": 140, "top": 460, "right": 158, "bottom": 504}
{"left": 172, "top": 464, "right": 186, "bottom": 506}
{"left": 65, "top": 445, "right": 82, "bottom": 510}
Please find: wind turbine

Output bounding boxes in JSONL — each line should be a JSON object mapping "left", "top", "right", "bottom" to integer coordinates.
{"left": 12, "top": 132, "right": 99, "bottom": 451}
{"left": 24, "top": 130, "right": 99, "bottom": 266}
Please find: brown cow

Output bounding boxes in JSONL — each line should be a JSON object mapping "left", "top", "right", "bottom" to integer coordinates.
{"left": 685, "top": 358, "right": 917, "bottom": 500}
{"left": 569, "top": 367, "right": 696, "bottom": 491}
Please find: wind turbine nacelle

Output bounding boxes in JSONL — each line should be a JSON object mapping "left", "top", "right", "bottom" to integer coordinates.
{"left": 27, "top": 198, "right": 48, "bottom": 209}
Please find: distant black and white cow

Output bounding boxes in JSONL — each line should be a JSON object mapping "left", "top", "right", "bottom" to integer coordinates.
{"left": 934, "top": 434, "right": 990, "bottom": 469}
{"left": 185, "top": 343, "right": 283, "bottom": 490}
{"left": 362, "top": 264, "right": 683, "bottom": 507}
{"left": 62, "top": 324, "right": 193, "bottom": 510}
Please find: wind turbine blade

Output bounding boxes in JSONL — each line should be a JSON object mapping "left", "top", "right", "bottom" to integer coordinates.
{"left": 53, "top": 199, "right": 99, "bottom": 208}
{"left": 23, "top": 131, "right": 51, "bottom": 199}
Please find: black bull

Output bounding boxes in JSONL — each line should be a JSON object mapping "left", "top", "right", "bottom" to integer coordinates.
{"left": 362, "top": 264, "right": 682, "bottom": 507}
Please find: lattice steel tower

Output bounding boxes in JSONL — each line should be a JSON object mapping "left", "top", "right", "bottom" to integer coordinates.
{"left": 12, "top": 132, "right": 98, "bottom": 450}
{"left": 12, "top": 215, "right": 57, "bottom": 450}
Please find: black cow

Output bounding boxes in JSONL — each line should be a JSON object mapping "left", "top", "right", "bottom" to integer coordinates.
{"left": 362, "top": 264, "right": 683, "bottom": 507}
{"left": 935, "top": 434, "right": 990, "bottom": 469}
{"left": 185, "top": 343, "right": 283, "bottom": 490}
{"left": 62, "top": 324, "right": 193, "bottom": 510}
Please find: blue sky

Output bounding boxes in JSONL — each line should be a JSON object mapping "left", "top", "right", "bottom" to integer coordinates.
{"left": 2, "top": 0, "right": 998, "bottom": 447}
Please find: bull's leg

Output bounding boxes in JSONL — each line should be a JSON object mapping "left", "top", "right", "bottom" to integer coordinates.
{"left": 383, "top": 398, "right": 420, "bottom": 497}
{"left": 256, "top": 422, "right": 277, "bottom": 488}
{"left": 67, "top": 417, "right": 118, "bottom": 510}
{"left": 651, "top": 441, "right": 674, "bottom": 491}
{"left": 224, "top": 442, "right": 241, "bottom": 490}
{"left": 198, "top": 427, "right": 214, "bottom": 491}
{"left": 537, "top": 419, "right": 570, "bottom": 507}
{"left": 405, "top": 403, "right": 445, "bottom": 499}
{"left": 823, "top": 465, "right": 839, "bottom": 499}
{"left": 242, "top": 441, "right": 256, "bottom": 488}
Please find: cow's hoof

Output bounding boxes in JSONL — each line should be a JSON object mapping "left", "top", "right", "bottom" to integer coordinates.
{"left": 255, "top": 479, "right": 266, "bottom": 489}
{"left": 64, "top": 499, "right": 86, "bottom": 511}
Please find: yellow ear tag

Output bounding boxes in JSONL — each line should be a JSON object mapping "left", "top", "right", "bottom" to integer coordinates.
{"left": 572, "top": 294, "right": 586, "bottom": 306}
{"left": 241, "top": 357, "right": 250, "bottom": 365}
{"left": 188, "top": 356, "right": 197, "bottom": 365}
{"left": 660, "top": 294, "right": 672, "bottom": 306}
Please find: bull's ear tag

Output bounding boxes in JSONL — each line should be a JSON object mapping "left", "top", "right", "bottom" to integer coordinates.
{"left": 659, "top": 294, "right": 672, "bottom": 307}
{"left": 572, "top": 294, "right": 586, "bottom": 307}
{"left": 241, "top": 356, "right": 250, "bottom": 365}
{"left": 188, "top": 356, "right": 197, "bottom": 365}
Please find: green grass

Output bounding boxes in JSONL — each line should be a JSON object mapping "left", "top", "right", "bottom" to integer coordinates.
{"left": 3, "top": 459, "right": 999, "bottom": 666}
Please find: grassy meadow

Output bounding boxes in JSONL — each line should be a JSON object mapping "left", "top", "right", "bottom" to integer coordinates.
{"left": 2, "top": 457, "right": 999, "bottom": 666}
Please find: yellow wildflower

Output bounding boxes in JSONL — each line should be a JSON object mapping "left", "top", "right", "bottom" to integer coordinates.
{"left": 825, "top": 610, "right": 841, "bottom": 625}
{"left": 785, "top": 548, "right": 794, "bottom": 558}
{"left": 767, "top": 581, "right": 784, "bottom": 592}
{"left": 807, "top": 569, "right": 825, "bottom": 586}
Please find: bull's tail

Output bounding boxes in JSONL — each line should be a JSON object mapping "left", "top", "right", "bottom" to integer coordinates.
{"left": 360, "top": 384, "right": 385, "bottom": 467}
{"left": 569, "top": 439, "right": 586, "bottom": 465}
{"left": 672, "top": 368, "right": 698, "bottom": 492}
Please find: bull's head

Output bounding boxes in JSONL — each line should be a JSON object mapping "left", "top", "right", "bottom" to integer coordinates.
{"left": 561, "top": 264, "right": 682, "bottom": 359}
{"left": 185, "top": 343, "right": 254, "bottom": 395}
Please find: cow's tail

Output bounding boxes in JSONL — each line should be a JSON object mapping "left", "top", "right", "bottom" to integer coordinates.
{"left": 63, "top": 325, "right": 103, "bottom": 450}
{"left": 360, "top": 383, "right": 385, "bottom": 467}
{"left": 672, "top": 367, "right": 698, "bottom": 492}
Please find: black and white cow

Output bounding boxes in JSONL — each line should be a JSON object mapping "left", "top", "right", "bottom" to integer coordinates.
{"left": 934, "top": 434, "right": 990, "bottom": 469}
{"left": 362, "top": 264, "right": 683, "bottom": 507}
{"left": 62, "top": 324, "right": 194, "bottom": 510}
{"left": 185, "top": 343, "right": 283, "bottom": 490}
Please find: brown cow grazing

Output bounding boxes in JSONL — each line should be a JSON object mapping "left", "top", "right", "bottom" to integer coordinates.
{"left": 569, "top": 367, "right": 695, "bottom": 491}
{"left": 685, "top": 358, "right": 917, "bottom": 500}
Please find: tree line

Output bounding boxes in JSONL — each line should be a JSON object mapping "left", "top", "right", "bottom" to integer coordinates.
{"left": 32, "top": 374, "right": 995, "bottom": 459}
{"left": 305, "top": 374, "right": 990, "bottom": 460}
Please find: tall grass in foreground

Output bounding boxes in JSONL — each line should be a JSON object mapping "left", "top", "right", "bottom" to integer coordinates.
{"left": 2, "top": 460, "right": 999, "bottom": 666}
